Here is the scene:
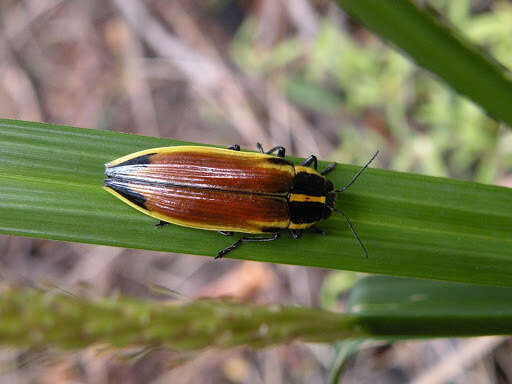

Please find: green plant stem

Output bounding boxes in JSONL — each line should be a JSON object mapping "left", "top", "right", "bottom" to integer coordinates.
{"left": 2, "top": 281, "right": 512, "bottom": 350}
{"left": 0, "top": 289, "right": 361, "bottom": 350}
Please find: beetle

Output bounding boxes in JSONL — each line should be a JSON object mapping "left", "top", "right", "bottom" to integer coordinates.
{"left": 104, "top": 144, "right": 378, "bottom": 258}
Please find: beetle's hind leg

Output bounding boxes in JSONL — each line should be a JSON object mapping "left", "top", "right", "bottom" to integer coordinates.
{"left": 155, "top": 220, "right": 169, "bottom": 227}
{"left": 257, "top": 143, "right": 286, "bottom": 158}
{"left": 216, "top": 233, "right": 280, "bottom": 259}
{"left": 228, "top": 145, "right": 240, "bottom": 151}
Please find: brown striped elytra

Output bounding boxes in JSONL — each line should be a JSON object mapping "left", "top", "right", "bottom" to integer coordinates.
{"left": 104, "top": 144, "right": 378, "bottom": 258}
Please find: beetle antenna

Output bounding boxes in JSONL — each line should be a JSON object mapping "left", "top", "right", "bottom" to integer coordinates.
{"left": 335, "top": 151, "right": 379, "bottom": 193}
{"left": 336, "top": 209, "right": 368, "bottom": 258}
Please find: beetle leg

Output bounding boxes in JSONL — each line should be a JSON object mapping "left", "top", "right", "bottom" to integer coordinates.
{"left": 215, "top": 233, "right": 280, "bottom": 259}
{"left": 290, "top": 229, "right": 303, "bottom": 239}
{"left": 256, "top": 143, "right": 286, "bottom": 158}
{"left": 218, "top": 231, "right": 234, "bottom": 236}
{"left": 310, "top": 226, "right": 326, "bottom": 235}
{"left": 266, "top": 146, "right": 285, "bottom": 158}
{"left": 301, "top": 155, "right": 318, "bottom": 170}
{"left": 228, "top": 144, "right": 240, "bottom": 151}
{"left": 155, "top": 220, "right": 169, "bottom": 227}
{"left": 321, "top": 163, "right": 336, "bottom": 175}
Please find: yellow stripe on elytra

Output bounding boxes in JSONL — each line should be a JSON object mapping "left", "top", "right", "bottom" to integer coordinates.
{"left": 288, "top": 222, "right": 315, "bottom": 230}
{"left": 104, "top": 186, "right": 167, "bottom": 222}
{"left": 247, "top": 219, "right": 290, "bottom": 230}
{"left": 107, "top": 145, "right": 293, "bottom": 175}
{"left": 289, "top": 194, "right": 325, "bottom": 204}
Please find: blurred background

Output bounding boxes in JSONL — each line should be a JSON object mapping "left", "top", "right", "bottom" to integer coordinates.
{"left": 1, "top": 0, "right": 512, "bottom": 382}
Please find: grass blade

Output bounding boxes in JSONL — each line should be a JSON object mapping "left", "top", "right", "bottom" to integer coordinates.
{"left": 1, "top": 119, "right": 512, "bottom": 286}
{"left": 347, "top": 276, "right": 512, "bottom": 337}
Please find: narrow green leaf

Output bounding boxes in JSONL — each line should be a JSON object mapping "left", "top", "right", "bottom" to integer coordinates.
{"left": 335, "top": 0, "right": 512, "bottom": 127}
{"left": 1, "top": 119, "right": 512, "bottom": 286}
{"left": 347, "top": 276, "right": 512, "bottom": 337}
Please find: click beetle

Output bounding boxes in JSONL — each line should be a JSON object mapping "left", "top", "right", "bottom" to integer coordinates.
{"left": 104, "top": 144, "right": 378, "bottom": 258}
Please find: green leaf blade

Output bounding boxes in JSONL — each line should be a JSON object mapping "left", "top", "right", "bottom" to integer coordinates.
{"left": 1, "top": 119, "right": 512, "bottom": 286}
{"left": 347, "top": 276, "right": 512, "bottom": 337}
{"left": 335, "top": 0, "right": 512, "bottom": 127}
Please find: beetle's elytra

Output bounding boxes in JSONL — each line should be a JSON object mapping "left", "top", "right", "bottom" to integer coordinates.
{"left": 104, "top": 144, "right": 378, "bottom": 258}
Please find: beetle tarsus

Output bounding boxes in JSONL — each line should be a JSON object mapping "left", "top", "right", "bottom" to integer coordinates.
{"left": 310, "top": 226, "right": 326, "bottom": 235}
{"left": 302, "top": 155, "right": 318, "bottom": 170}
{"left": 257, "top": 143, "right": 285, "bottom": 158}
{"left": 218, "top": 231, "right": 234, "bottom": 236}
{"left": 228, "top": 145, "right": 240, "bottom": 151}
{"left": 321, "top": 163, "right": 336, "bottom": 176}
{"left": 155, "top": 220, "right": 169, "bottom": 227}
{"left": 290, "top": 229, "right": 303, "bottom": 239}
{"left": 215, "top": 233, "right": 280, "bottom": 259}
{"left": 267, "top": 146, "right": 285, "bottom": 158}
